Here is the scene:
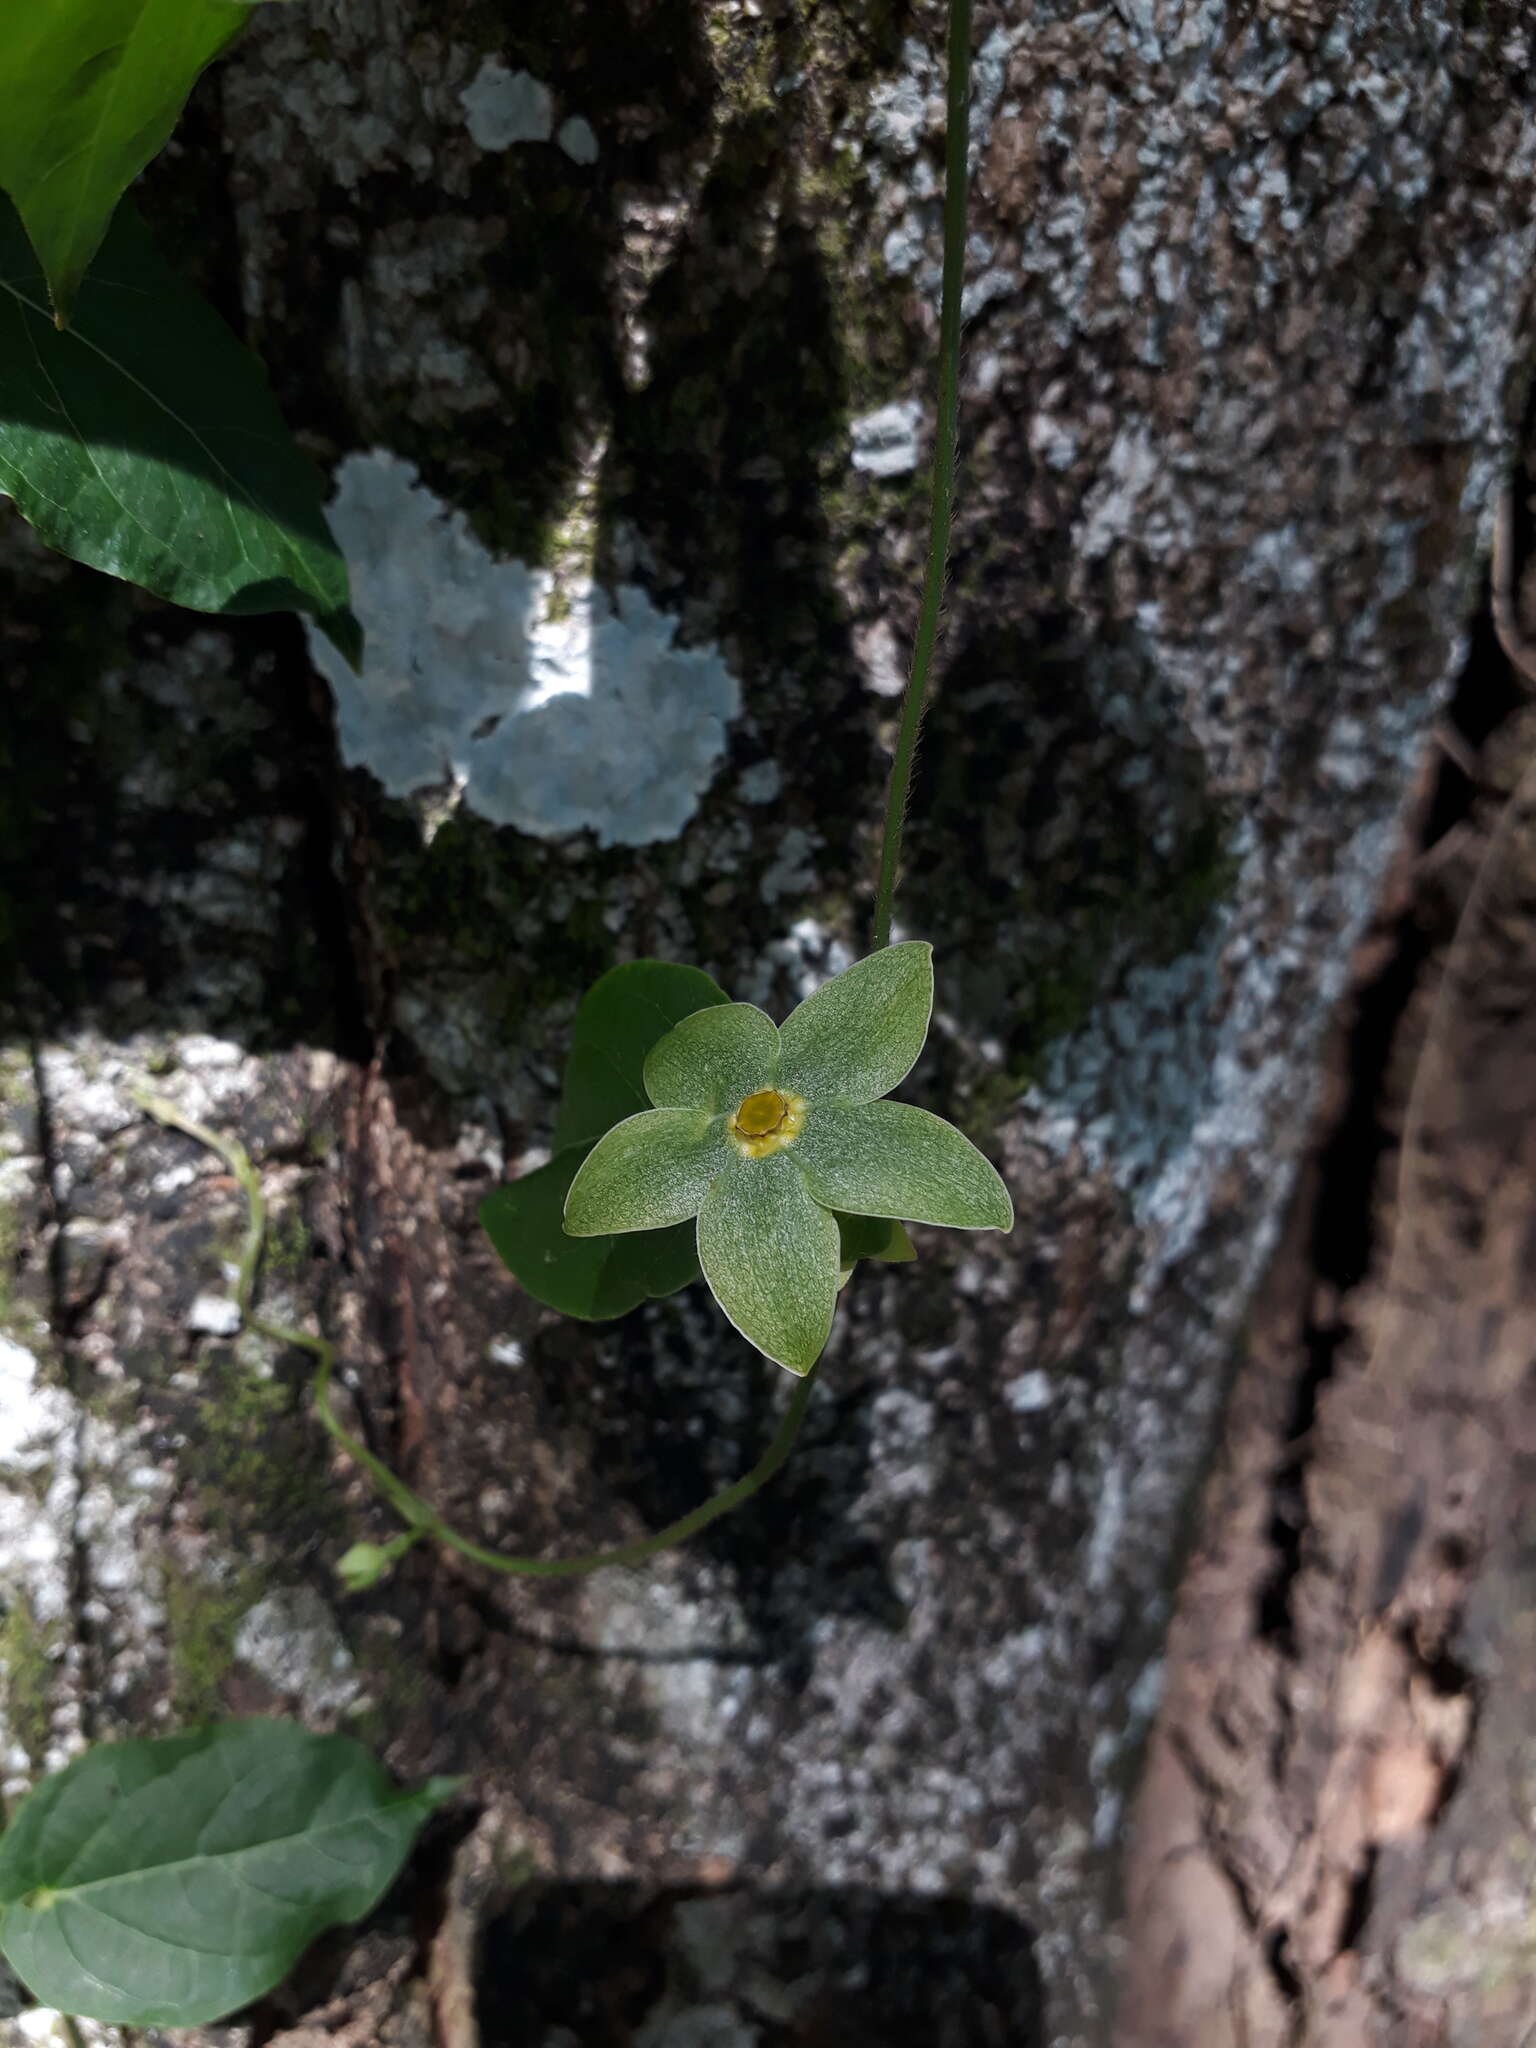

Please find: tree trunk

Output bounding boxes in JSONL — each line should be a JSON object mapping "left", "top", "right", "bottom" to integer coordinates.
{"left": 1122, "top": 453, "right": 1536, "bottom": 2045}
{"left": 2, "top": 4, "right": 1534, "bottom": 2045}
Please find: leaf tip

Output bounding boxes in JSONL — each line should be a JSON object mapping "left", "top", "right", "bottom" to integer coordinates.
{"left": 776, "top": 1347, "right": 819, "bottom": 1378}
{"left": 980, "top": 1175, "right": 1014, "bottom": 1232}
{"left": 319, "top": 604, "right": 365, "bottom": 672}
{"left": 47, "top": 268, "right": 81, "bottom": 332}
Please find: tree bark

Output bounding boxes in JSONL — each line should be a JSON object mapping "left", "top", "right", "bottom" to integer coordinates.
{"left": 1122, "top": 461, "right": 1536, "bottom": 2045}
{"left": 2, "top": 4, "right": 1535, "bottom": 2045}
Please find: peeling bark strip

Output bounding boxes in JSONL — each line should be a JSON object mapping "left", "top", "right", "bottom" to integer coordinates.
{"left": 2, "top": 3, "right": 1536, "bottom": 2045}
{"left": 1120, "top": 504, "right": 1536, "bottom": 2046}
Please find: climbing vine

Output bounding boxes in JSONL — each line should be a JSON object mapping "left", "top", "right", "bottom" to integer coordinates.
{"left": 0, "top": 0, "right": 998, "bottom": 2029}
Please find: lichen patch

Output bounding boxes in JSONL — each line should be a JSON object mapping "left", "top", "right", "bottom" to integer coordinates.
{"left": 307, "top": 452, "right": 742, "bottom": 848}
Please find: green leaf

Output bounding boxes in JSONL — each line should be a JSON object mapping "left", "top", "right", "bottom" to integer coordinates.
{"left": 553, "top": 961, "right": 731, "bottom": 1152}
{"left": 835, "top": 1212, "right": 917, "bottom": 1268}
{"left": 0, "top": 198, "right": 356, "bottom": 654}
{"left": 0, "top": 0, "right": 258, "bottom": 323}
{"left": 776, "top": 942, "right": 934, "bottom": 1105}
{"left": 643, "top": 1002, "right": 780, "bottom": 1112}
{"left": 479, "top": 1147, "right": 700, "bottom": 1320}
{"left": 794, "top": 1101, "right": 1013, "bottom": 1230}
{"left": 697, "top": 1152, "right": 840, "bottom": 1375}
{"left": 564, "top": 1109, "right": 726, "bottom": 1235}
{"left": 0, "top": 1719, "right": 456, "bottom": 2028}
{"left": 483, "top": 962, "right": 730, "bottom": 1321}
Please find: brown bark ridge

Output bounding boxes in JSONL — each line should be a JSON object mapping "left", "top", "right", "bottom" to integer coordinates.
{"left": 1121, "top": 459, "right": 1536, "bottom": 2044}
{"left": 1, "top": 4, "right": 1535, "bottom": 2044}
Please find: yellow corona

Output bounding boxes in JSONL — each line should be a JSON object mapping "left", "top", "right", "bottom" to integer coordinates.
{"left": 727, "top": 1087, "right": 807, "bottom": 1159}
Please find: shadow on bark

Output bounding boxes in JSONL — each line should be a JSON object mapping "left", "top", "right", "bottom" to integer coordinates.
{"left": 477, "top": 1880, "right": 1043, "bottom": 2047}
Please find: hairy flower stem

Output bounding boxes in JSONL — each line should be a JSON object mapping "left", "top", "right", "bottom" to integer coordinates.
{"left": 134, "top": 1091, "right": 814, "bottom": 1582}
{"left": 872, "top": 0, "right": 974, "bottom": 953}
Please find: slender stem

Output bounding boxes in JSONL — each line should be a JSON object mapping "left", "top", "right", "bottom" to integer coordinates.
{"left": 871, "top": 0, "right": 974, "bottom": 951}
{"left": 312, "top": 1344, "right": 815, "bottom": 1578}
{"left": 127, "top": 0, "right": 969, "bottom": 1579}
{"left": 133, "top": 1092, "right": 815, "bottom": 1581}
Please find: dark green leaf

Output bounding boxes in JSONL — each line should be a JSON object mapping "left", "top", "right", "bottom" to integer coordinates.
{"left": 484, "top": 963, "right": 730, "bottom": 1320}
{"left": 0, "top": 1720, "right": 456, "bottom": 2027}
{"left": 0, "top": 0, "right": 260, "bottom": 322}
{"left": 835, "top": 1212, "right": 917, "bottom": 1268}
{"left": 552, "top": 960, "right": 730, "bottom": 1151}
{"left": 480, "top": 1147, "right": 700, "bottom": 1321}
{"left": 0, "top": 198, "right": 356, "bottom": 654}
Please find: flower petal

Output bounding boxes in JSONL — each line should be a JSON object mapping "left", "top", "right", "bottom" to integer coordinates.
{"left": 696, "top": 1152, "right": 840, "bottom": 1375}
{"left": 643, "top": 1002, "right": 781, "bottom": 1111}
{"left": 564, "top": 1109, "right": 725, "bottom": 1235}
{"left": 793, "top": 1101, "right": 1013, "bottom": 1230}
{"left": 776, "top": 941, "right": 933, "bottom": 1104}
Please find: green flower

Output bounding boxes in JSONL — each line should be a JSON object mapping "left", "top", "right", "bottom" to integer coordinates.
{"left": 563, "top": 942, "right": 1012, "bottom": 1374}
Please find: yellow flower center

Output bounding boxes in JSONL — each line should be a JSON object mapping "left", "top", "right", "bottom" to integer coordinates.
{"left": 728, "top": 1087, "right": 806, "bottom": 1158}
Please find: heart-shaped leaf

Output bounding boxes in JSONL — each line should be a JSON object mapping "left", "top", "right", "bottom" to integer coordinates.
{"left": 0, "top": 1720, "right": 456, "bottom": 2027}
{"left": 553, "top": 960, "right": 730, "bottom": 1151}
{"left": 0, "top": 0, "right": 260, "bottom": 324}
{"left": 480, "top": 1146, "right": 701, "bottom": 1320}
{"left": 0, "top": 197, "right": 357, "bottom": 657}
{"left": 483, "top": 961, "right": 731, "bottom": 1320}
{"left": 835, "top": 1212, "right": 916, "bottom": 1272}
{"left": 481, "top": 1167, "right": 915, "bottom": 1320}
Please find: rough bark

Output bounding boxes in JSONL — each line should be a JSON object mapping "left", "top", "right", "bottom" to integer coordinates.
{"left": 1121, "top": 461, "right": 1536, "bottom": 2046}
{"left": 1, "top": 4, "right": 1535, "bottom": 2045}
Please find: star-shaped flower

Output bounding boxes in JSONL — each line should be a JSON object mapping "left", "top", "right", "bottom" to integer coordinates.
{"left": 563, "top": 942, "right": 1012, "bottom": 1373}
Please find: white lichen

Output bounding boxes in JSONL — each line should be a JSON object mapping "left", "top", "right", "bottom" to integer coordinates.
{"left": 0, "top": 1317, "right": 171, "bottom": 1793}
{"left": 737, "top": 760, "right": 781, "bottom": 805}
{"left": 306, "top": 452, "right": 742, "bottom": 847}
{"left": 851, "top": 618, "right": 907, "bottom": 697}
{"left": 459, "top": 61, "right": 553, "bottom": 149}
{"left": 187, "top": 1293, "right": 242, "bottom": 1338}
{"left": 557, "top": 115, "right": 599, "bottom": 165}
{"left": 866, "top": 53, "right": 931, "bottom": 157}
{"left": 0, "top": 1337, "right": 75, "bottom": 1635}
{"left": 1004, "top": 1369, "right": 1054, "bottom": 1415}
{"left": 850, "top": 399, "right": 923, "bottom": 478}
{"left": 9, "top": 2014, "right": 121, "bottom": 2046}
{"left": 233, "top": 1586, "right": 362, "bottom": 1716}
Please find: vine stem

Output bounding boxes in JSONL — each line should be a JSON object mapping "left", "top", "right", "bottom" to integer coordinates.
{"left": 871, "top": 0, "right": 975, "bottom": 951}
{"left": 128, "top": 0, "right": 972, "bottom": 1581}
{"left": 132, "top": 1091, "right": 814, "bottom": 1581}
